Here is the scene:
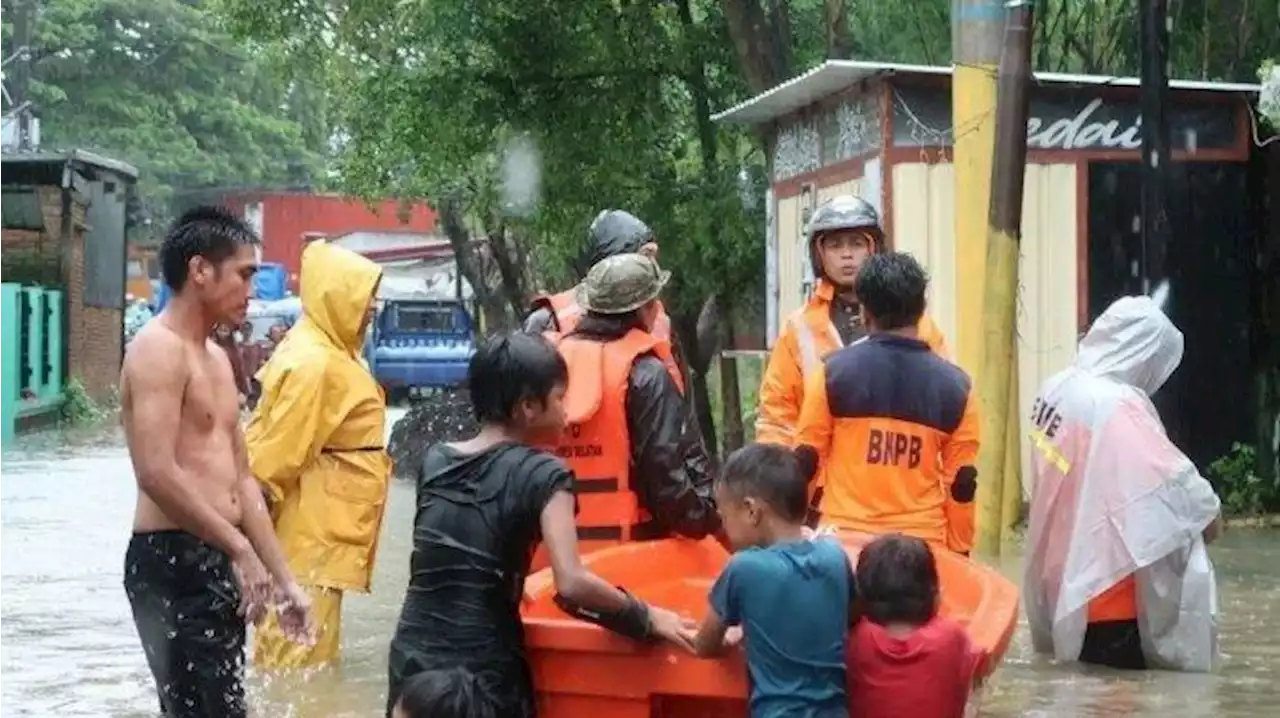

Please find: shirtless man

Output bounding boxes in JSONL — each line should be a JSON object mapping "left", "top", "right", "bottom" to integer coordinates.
{"left": 121, "top": 206, "right": 312, "bottom": 718}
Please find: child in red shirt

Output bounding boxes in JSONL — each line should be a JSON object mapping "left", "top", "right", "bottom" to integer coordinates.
{"left": 847, "top": 534, "right": 983, "bottom": 718}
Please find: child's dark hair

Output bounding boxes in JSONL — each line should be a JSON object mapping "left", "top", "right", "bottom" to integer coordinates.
{"left": 395, "top": 668, "right": 496, "bottom": 718}
{"left": 468, "top": 332, "right": 568, "bottom": 424}
{"left": 718, "top": 443, "right": 808, "bottom": 523}
{"left": 856, "top": 533, "right": 939, "bottom": 626}
{"left": 159, "top": 205, "right": 259, "bottom": 292}
{"left": 852, "top": 252, "right": 928, "bottom": 330}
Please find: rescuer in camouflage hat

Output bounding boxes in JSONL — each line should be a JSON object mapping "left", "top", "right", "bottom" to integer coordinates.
{"left": 532, "top": 251, "right": 719, "bottom": 567}
{"left": 575, "top": 252, "right": 671, "bottom": 316}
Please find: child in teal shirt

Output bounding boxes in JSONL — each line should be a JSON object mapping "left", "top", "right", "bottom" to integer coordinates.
{"left": 688, "top": 443, "right": 855, "bottom": 718}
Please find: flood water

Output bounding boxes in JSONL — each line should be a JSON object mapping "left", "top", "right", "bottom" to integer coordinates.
{"left": 3, "top": 415, "right": 1279, "bottom": 717}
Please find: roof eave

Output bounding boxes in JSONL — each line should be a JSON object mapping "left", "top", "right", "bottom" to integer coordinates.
{"left": 712, "top": 60, "right": 1264, "bottom": 126}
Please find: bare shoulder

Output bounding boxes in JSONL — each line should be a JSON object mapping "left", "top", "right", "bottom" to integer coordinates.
{"left": 122, "top": 321, "right": 189, "bottom": 389}
{"left": 204, "top": 337, "right": 236, "bottom": 370}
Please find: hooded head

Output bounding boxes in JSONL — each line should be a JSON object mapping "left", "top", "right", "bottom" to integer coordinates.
{"left": 299, "top": 242, "right": 383, "bottom": 353}
{"left": 577, "top": 209, "right": 656, "bottom": 278}
{"left": 1075, "top": 295, "right": 1184, "bottom": 396}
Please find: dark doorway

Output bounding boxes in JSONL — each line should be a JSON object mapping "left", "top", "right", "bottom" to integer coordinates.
{"left": 1086, "top": 162, "right": 1255, "bottom": 470}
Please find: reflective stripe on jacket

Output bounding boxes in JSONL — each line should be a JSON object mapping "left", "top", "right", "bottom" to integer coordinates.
{"left": 795, "top": 334, "right": 980, "bottom": 553}
{"left": 756, "top": 279, "right": 950, "bottom": 447}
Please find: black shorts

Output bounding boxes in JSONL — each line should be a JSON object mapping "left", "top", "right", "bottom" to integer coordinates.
{"left": 1080, "top": 619, "right": 1147, "bottom": 670}
{"left": 123, "top": 530, "right": 247, "bottom": 718}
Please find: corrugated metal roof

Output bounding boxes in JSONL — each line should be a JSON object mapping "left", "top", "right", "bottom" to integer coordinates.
{"left": 1, "top": 149, "right": 139, "bottom": 179}
{"left": 712, "top": 60, "right": 1263, "bottom": 125}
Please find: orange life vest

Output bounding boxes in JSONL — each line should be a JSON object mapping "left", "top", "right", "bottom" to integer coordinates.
{"left": 529, "top": 328, "right": 684, "bottom": 571}
{"left": 531, "top": 288, "right": 673, "bottom": 343}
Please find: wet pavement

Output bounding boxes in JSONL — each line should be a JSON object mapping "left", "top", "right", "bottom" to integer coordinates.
{"left": 3, "top": 413, "right": 1279, "bottom": 716}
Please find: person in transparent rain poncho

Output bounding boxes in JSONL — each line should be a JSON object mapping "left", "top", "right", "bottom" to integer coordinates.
{"left": 1024, "top": 296, "right": 1225, "bottom": 672}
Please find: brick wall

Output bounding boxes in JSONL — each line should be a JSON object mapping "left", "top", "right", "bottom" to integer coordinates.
{"left": 62, "top": 192, "right": 123, "bottom": 399}
{"left": 1, "top": 186, "right": 122, "bottom": 400}
{"left": 0, "top": 224, "right": 60, "bottom": 285}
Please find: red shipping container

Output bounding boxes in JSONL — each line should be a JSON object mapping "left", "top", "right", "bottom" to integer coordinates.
{"left": 218, "top": 192, "right": 438, "bottom": 290}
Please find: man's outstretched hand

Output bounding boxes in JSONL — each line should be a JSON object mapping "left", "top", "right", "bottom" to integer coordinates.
{"left": 230, "top": 544, "right": 271, "bottom": 623}
{"left": 274, "top": 582, "right": 316, "bottom": 646}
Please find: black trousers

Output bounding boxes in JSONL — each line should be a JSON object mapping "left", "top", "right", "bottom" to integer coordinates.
{"left": 1080, "top": 619, "right": 1147, "bottom": 670}
{"left": 123, "top": 530, "right": 247, "bottom": 718}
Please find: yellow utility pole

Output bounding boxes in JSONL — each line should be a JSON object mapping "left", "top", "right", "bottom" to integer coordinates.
{"left": 953, "top": 0, "right": 1019, "bottom": 553}
{"left": 978, "top": 1, "right": 1035, "bottom": 557}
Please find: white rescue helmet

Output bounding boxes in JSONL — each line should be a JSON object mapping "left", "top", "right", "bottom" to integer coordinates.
{"left": 804, "top": 195, "right": 884, "bottom": 282}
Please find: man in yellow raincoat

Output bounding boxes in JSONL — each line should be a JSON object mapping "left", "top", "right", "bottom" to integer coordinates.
{"left": 246, "top": 241, "right": 391, "bottom": 668}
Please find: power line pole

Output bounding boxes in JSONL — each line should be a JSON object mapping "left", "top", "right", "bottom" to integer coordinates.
{"left": 1139, "top": 0, "right": 1172, "bottom": 294}
{"left": 952, "top": 0, "right": 1011, "bottom": 554}
{"left": 9, "top": 0, "right": 35, "bottom": 150}
{"left": 952, "top": 0, "right": 1003, "bottom": 375}
{"left": 975, "top": 0, "right": 1035, "bottom": 556}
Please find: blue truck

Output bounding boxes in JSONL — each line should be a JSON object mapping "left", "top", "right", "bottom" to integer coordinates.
{"left": 367, "top": 299, "right": 476, "bottom": 402}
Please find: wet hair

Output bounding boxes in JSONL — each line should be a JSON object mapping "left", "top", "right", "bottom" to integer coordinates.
{"left": 159, "top": 205, "right": 259, "bottom": 291}
{"left": 395, "top": 668, "right": 497, "bottom": 718}
{"left": 574, "top": 310, "right": 646, "bottom": 339}
{"left": 717, "top": 443, "right": 809, "bottom": 523}
{"left": 468, "top": 331, "right": 568, "bottom": 424}
{"left": 852, "top": 252, "right": 928, "bottom": 331}
{"left": 856, "top": 533, "right": 939, "bottom": 626}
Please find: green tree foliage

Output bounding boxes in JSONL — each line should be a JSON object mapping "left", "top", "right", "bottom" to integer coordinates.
{"left": 221, "top": 0, "right": 777, "bottom": 454}
{"left": 1261, "top": 59, "right": 1280, "bottom": 129}
{"left": 887, "top": 0, "right": 1280, "bottom": 83}
{"left": 218, "top": 0, "right": 1279, "bottom": 455}
{"left": 1, "top": 0, "right": 330, "bottom": 235}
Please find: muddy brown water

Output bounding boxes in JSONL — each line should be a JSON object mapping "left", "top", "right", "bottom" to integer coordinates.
{"left": 3, "top": 418, "right": 1278, "bottom": 716}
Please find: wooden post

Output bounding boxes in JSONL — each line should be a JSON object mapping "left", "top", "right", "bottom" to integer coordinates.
{"left": 717, "top": 306, "right": 746, "bottom": 456}
{"left": 2, "top": 284, "right": 21, "bottom": 448}
{"left": 1139, "top": 0, "right": 1173, "bottom": 293}
{"left": 974, "top": 0, "right": 1034, "bottom": 555}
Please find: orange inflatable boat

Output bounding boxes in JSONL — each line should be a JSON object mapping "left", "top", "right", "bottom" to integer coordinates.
{"left": 521, "top": 533, "right": 1018, "bottom": 718}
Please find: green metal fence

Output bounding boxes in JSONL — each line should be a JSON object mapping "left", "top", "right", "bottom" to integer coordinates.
{"left": 2, "top": 283, "right": 65, "bottom": 448}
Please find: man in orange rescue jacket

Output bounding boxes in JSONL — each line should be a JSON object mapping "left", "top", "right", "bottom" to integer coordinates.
{"left": 794, "top": 252, "right": 980, "bottom": 555}
{"left": 533, "top": 253, "right": 719, "bottom": 569}
{"left": 524, "top": 209, "right": 673, "bottom": 341}
{"left": 756, "top": 195, "right": 949, "bottom": 448}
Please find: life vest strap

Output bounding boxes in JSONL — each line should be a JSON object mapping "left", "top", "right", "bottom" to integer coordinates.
{"left": 577, "top": 521, "right": 664, "bottom": 542}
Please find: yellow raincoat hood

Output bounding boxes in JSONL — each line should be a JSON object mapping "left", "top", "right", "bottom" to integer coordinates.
{"left": 245, "top": 241, "right": 390, "bottom": 593}
{"left": 298, "top": 241, "right": 382, "bottom": 354}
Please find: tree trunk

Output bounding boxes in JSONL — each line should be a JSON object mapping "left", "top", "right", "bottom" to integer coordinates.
{"left": 675, "top": 311, "right": 721, "bottom": 465}
{"left": 721, "top": 0, "right": 794, "bottom": 94}
{"left": 825, "top": 0, "right": 851, "bottom": 59}
{"left": 440, "top": 197, "right": 509, "bottom": 330}
{"left": 679, "top": 0, "right": 741, "bottom": 462}
{"left": 484, "top": 218, "right": 532, "bottom": 321}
